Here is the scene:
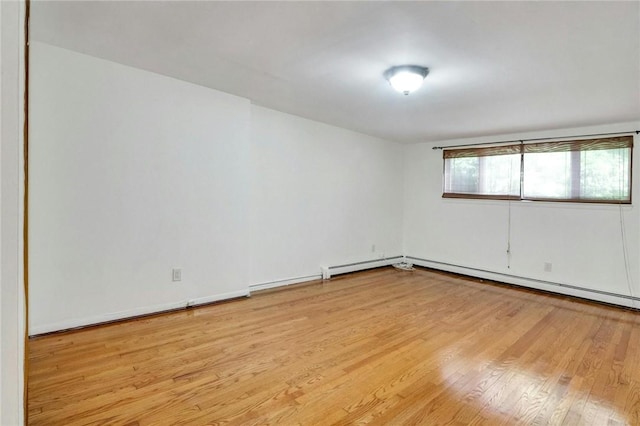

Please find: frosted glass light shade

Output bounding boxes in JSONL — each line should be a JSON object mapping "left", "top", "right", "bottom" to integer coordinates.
{"left": 384, "top": 65, "right": 429, "bottom": 95}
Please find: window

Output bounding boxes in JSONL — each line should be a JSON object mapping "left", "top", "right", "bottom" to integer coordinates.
{"left": 443, "top": 136, "right": 633, "bottom": 204}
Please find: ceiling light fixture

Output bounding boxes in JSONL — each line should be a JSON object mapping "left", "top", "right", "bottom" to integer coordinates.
{"left": 384, "top": 65, "right": 429, "bottom": 95}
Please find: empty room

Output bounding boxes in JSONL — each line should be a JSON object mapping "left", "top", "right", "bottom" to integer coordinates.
{"left": 1, "top": 0, "right": 640, "bottom": 424}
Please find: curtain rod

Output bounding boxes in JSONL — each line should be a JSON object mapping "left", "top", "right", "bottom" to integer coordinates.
{"left": 431, "top": 130, "right": 640, "bottom": 150}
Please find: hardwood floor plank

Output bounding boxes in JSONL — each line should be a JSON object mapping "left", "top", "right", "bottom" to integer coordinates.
{"left": 28, "top": 267, "right": 640, "bottom": 425}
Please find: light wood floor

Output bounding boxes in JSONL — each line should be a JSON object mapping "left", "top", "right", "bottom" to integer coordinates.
{"left": 28, "top": 267, "right": 640, "bottom": 425}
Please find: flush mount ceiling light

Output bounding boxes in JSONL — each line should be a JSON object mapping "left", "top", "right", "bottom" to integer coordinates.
{"left": 384, "top": 65, "right": 430, "bottom": 95}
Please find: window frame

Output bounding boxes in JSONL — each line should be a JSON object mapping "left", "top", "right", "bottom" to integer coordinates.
{"left": 442, "top": 136, "right": 634, "bottom": 205}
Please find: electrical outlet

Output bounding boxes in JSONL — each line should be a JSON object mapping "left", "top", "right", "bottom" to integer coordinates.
{"left": 371, "top": 244, "right": 376, "bottom": 253}
{"left": 544, "top": 262, "right": 552, "bottom": 272}
{"left": 172, "top": 268, "right": 182, "bottom": 282}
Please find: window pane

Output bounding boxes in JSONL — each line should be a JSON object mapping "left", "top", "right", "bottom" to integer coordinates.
{"left": 444, "top": 157, "right": 479, "bottom": 193}
{"left": 581, "top": 148, "right": 630, "bottom": 201}
{"left": 523, "top": 147, "right": 631, "bottom": 201}
{"left": 523, "top": 152, "right": 572, "bottom": 199}
{"left": 444, "top": 154, "right": 520, "bottom": 196}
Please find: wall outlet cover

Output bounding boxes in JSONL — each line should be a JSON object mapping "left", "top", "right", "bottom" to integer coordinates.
{"left": 172, "top": 268, "right": 182, "bottom": 282}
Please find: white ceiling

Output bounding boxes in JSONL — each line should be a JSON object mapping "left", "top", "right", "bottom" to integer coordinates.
{"left": 31, "top": 1, "right": 640, "bottom": 143}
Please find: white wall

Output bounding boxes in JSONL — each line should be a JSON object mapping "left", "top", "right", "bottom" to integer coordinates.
{"left": 249, "top": 106, "right": 404, "bottom": 287}
{"left": 404, "top": 123, "right": 640, "bottom": 308}
{"left": 1, "top": 1, "right": 26, "bottom": 424}
{"left": 29, "top": 43, "right": 405, "bottom": 334}
{"left": 29, "top": 43, "right": 251, "bottom": 334}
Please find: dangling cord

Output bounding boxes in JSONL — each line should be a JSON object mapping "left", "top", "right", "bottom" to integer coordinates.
{"left": 618, "top": 147, "right": 636, "bottom": 308}
{"left": 507, "top": 199, "right": 511, "bottom": 269}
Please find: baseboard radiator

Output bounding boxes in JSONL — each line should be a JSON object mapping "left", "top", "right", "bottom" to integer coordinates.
{"left": 407, "top": 256, "right": 640, "bottom": 310}
{"left": 249, "top": 274, "right": 322, "bottom": 293}
{"left": 321, "top": 256, "right": 403, "bottom": 280}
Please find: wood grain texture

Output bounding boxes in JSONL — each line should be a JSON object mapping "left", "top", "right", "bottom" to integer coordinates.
{"left": 28, "top": 267, "right": 640, "bottom": 425}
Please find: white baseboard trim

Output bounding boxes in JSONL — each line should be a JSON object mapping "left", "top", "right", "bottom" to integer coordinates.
{"left": 30, "top": 289, "right": 250, "bottom": 336}
{"left": 187, "top": 289, "right": 250, "bottom": 307}
{"left": 407, "top": 256, "right": 640, "bottom": 309}
{"left": 250, "top": 274, "right": 322, "bottom": 293}
{"left": 321, "top": 256, "right": 403, "bottom": 279}
{"left": 29, "top": 300, "right": 186, "bottom": 336}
